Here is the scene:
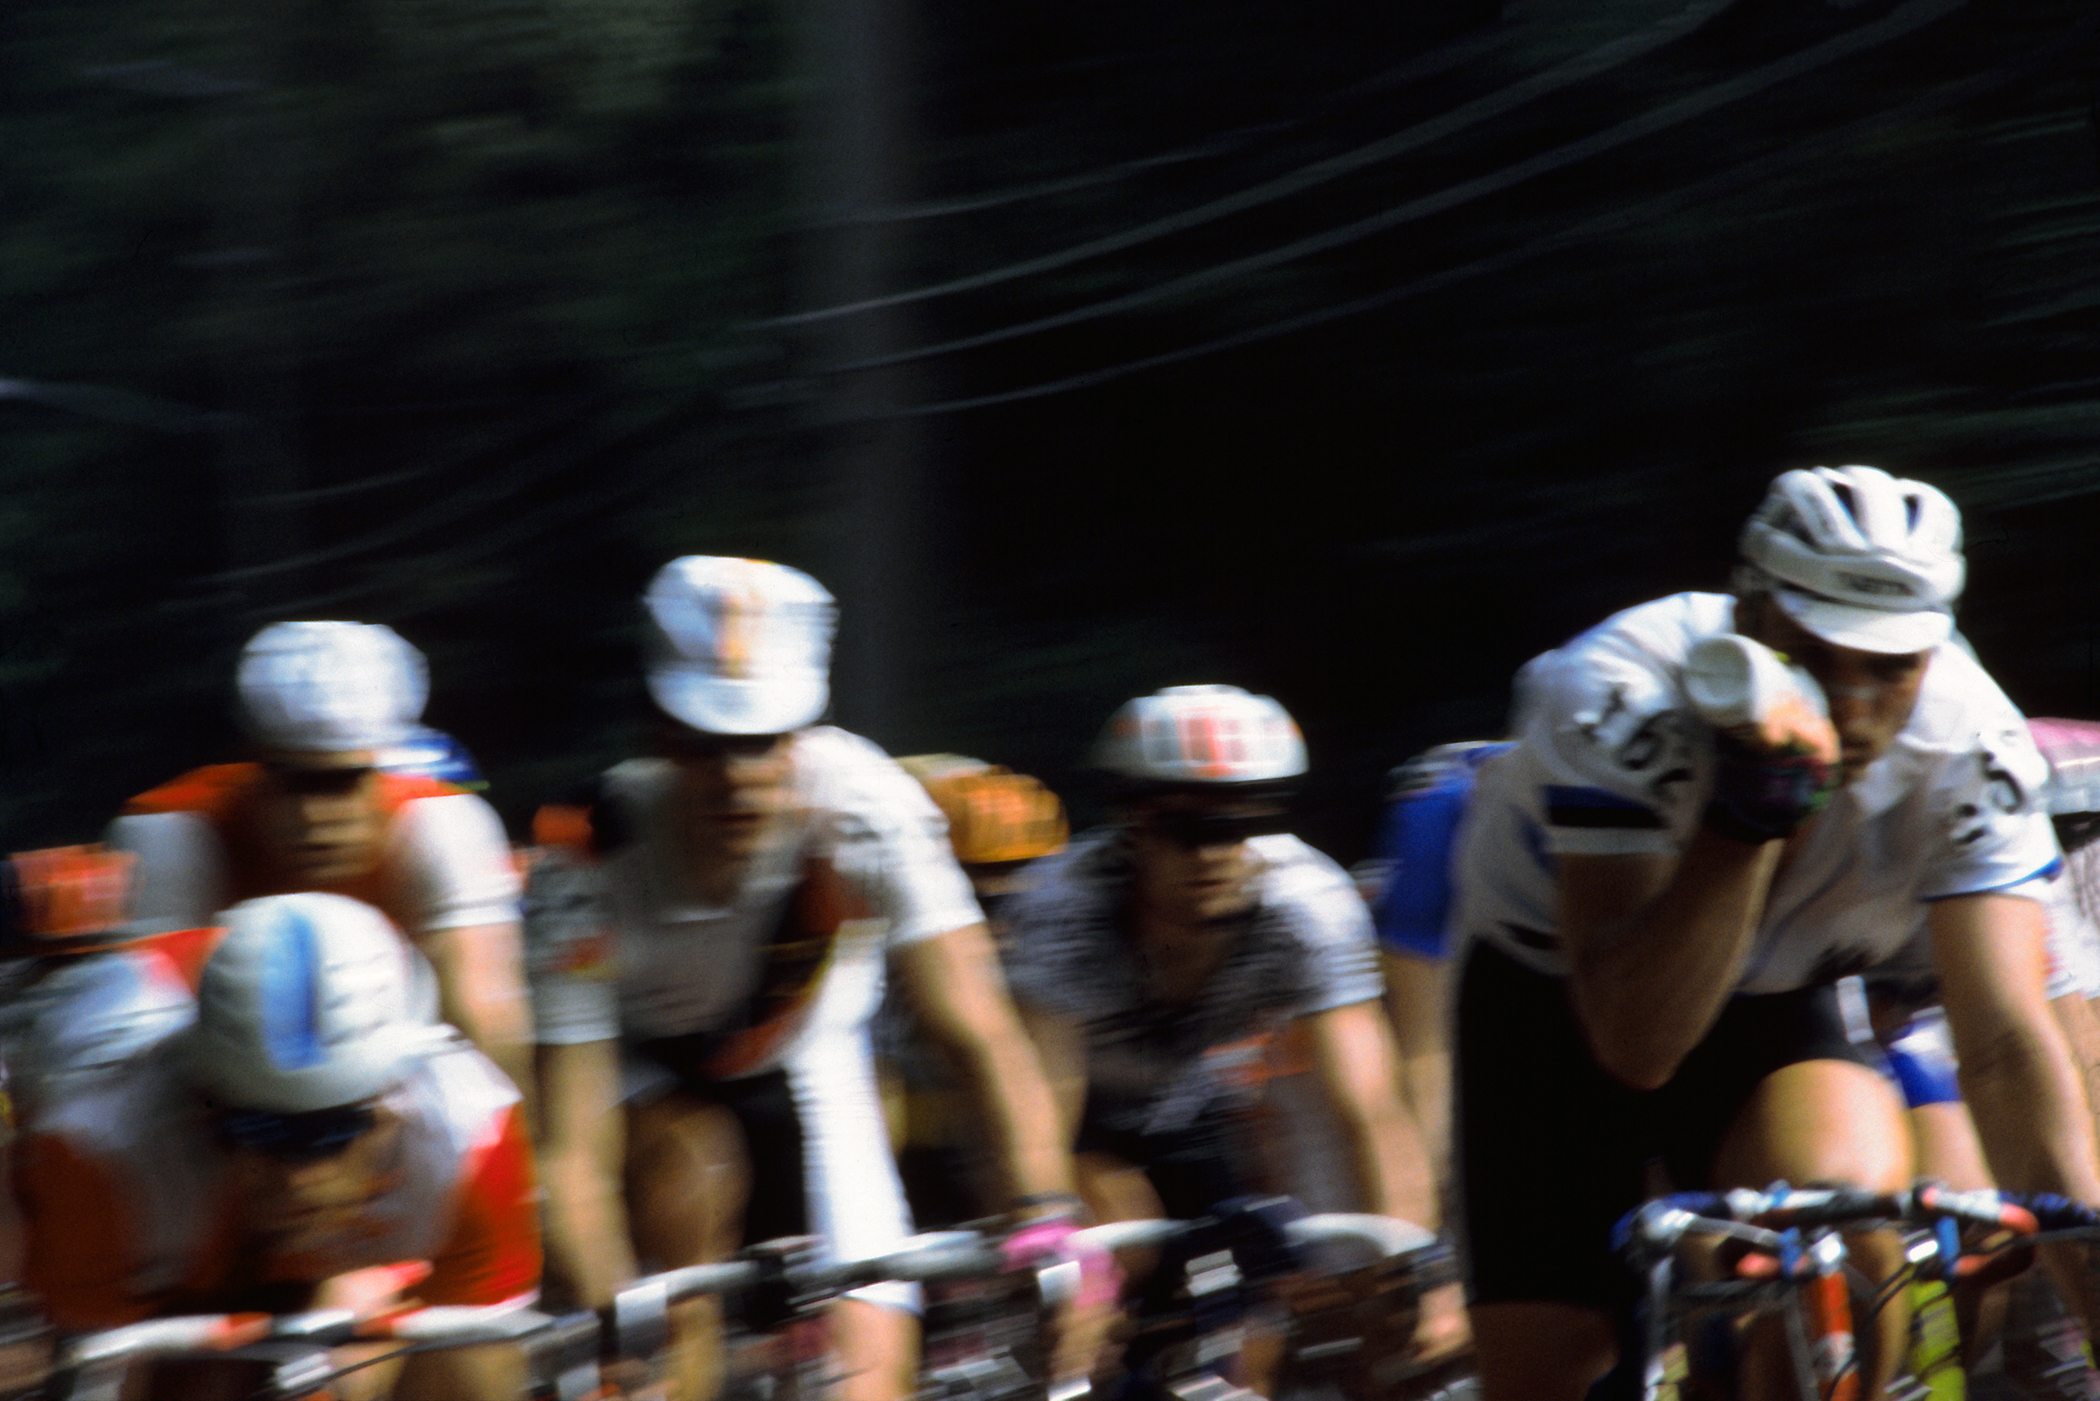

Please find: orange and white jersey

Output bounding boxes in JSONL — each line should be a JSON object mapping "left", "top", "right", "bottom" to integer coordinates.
{"left": 105, "top": 764, "right": 520, "bottom": 941}
{"left": 14, "top": 1033, "right": 538, "bottom": 1330}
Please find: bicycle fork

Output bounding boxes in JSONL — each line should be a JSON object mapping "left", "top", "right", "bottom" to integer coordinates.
{"left": 1782, "top": 1231, "right": 1857, "bottom": 1401}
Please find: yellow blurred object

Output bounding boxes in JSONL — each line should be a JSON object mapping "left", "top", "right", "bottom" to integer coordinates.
{"left": 898, "top": 755, "right": 1069, "bottom": 866}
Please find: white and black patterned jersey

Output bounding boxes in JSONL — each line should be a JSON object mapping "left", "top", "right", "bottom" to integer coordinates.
{"left": 1455, "top": 592, "right": 2060, "bottom": 993}
{"left": 1000, "top": 829, "right": 1384, "bottom": 1136}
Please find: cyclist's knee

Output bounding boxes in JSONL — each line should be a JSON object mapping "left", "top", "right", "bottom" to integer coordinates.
{"left": 1713, "top": 1057, "right": 1911, "bottom": 1192}
{"left": 830, "top": 1298, "right": 919, "bottom": 1401}
{"left": 1075, "top": 1150, "right": 1164, "bottom": 1225}
{"left": 625, "top": 1094, "right": 750, "bottom": 1264}
{"left": 1471, "top": 1301, "right": 1616, "bottom": 1401}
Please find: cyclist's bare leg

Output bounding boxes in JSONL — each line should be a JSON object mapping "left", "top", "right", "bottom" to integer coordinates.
{"left": 1711, "top": 1058, "right": 1912, "bottom": 1401}
{"left": 1469, "top": 1302, "right": 1617, "bottom": 1401}
{"left": 394, "top": 1347, "right": 529, "bottom": 1401}
{"left": 831, "top": 1297, "right": 920, "bottom": 1401}
{"left": 626, "top": 1093, "right": 751, "bottom": 1401}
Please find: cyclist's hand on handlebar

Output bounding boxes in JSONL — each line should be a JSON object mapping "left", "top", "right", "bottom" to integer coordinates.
{"left": 1409, "top": 1282, "right": 1471, "bottom": 1365}
{"left": 1002, "top": 1212, "right": 1121, "bottom": 1389}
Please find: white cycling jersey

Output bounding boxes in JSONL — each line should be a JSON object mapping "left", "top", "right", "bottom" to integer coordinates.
{"left": 527, "top": 727, "right": 981, "bottom": 1050}
{"left": 524, "top": 726, "right": 983, "bottom": 1305}
{"left": 1456, "top": 593, "right": 2059, "bottom": 993}
{"left": 0, "top": 947, "right": 194, "bottom": 1129}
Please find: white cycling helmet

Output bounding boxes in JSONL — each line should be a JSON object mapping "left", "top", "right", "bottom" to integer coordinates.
{"left": 1093, "top": 684, "right": 1308, "bottom": 787}
{"left": 1737, "top": 465, "right": 1965, "bottom": 655}
{"left": 237, "top": 621, "right": 429, "bottom": 753}
{"left": 642, "top": 556, "right": 836, "bottom": 736}
{"left": 179, "top": 893, "right": 433, "bottom": 1113}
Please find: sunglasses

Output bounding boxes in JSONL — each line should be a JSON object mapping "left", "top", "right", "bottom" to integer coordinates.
{"left": 1143, "top": 808, "right": 1290, "bottom": 850}
{"left": 216, "top": 1103, "right": 378, "bottom": 1162}
{"left": 261, "top": 763, "right": 375, "bottom": 798}
{"left": 658, "top": 728, "right": 787, "bottom": 763}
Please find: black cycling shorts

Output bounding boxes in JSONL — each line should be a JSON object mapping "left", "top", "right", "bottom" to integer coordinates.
{"left": 632, "top": 1037, "right": 810, "bottom": 1247}
{"left": 1456, "top": 940, "right": 1873, "bottom": 1312}
{"left": 1074, "top": 1093, "right": 1253, "bottom": 1222}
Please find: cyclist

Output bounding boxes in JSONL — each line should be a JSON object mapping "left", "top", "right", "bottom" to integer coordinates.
{"left": 0, "top": 846, "right": 224, "bottom": 1139}
{"left": 997, "top": 684, "right": 1461, "bottom": 1363}
{"left": 10, "top": 891, "right": 539, "bottom": 1401}
{"left": 882, "top": 755, "right": 1071, "bottom": 1225}
{"left": 106, "top": 621, "right": 532, "bottom": 1099}
{"left": 1363, "top": 740, "right": 1513, "bottom": 1216}
{"left": 1450, "top": 465, "right": 2100, "bottom": 1401}
{"left": 526, "top": 556, "right": 1079, "bottom": 1401}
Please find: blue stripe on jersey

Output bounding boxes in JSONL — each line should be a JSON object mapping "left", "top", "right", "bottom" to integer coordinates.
{"left": 1919, "top": 855, "right": 2063, "bottom": 900}
{"left": 1543, "top": 785, "right": 1663, "bottom": 830}
{"left": 259, "top": 905, "right": 328, "bottom": 1070}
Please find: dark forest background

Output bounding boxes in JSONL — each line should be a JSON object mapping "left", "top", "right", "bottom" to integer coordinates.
{"left": 3, "top": 0, "right": 2097, "bottom": 862}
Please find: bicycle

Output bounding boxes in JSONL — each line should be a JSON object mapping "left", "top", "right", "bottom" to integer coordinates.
{"left": 1072, "top": 1199, "right": 1464, "bottom": 1401}
{"left": 41, "top": 1296, "right": 552, "bottom": 1401}
{"left": 1615, "top": 1181, "right": 2084, "bottom": 1401}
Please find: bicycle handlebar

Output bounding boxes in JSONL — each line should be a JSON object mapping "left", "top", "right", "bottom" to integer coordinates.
{"left": 58, "top": 1298, "right": 555, "bottom": 1372}
{"left": 1074, "top": 1212, "right": 1439, "bottom": 1261}
{"left": 1615, "top": 1180, "right": 2097, "bottom": 1279}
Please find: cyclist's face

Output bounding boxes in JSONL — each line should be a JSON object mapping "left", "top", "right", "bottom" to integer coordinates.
{"left": 1742, "top": 600, "right": 1933, "bottom": 782}
{"left": 657, "top": 721, "right": 795, "bottom": 866}
{"left": 232, "top": 1105, "right": 401, "bottom": 1254}
{"left": 252, "top": 750, "right": 386, "bottom": 884}
{"left": 1128, "top": 796, "right": 1281, "bottom": 925}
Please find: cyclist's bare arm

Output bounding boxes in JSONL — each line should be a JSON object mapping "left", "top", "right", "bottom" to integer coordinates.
{"left": 1560, "top": 840, "right": 1784, "bottom": 1090}
{"left": 536, "top": 1037, "right": 638, "bottom": 1309}
{"left": 418, "top": 921, "right": 535, "bottom": 1119}
{"left": 1932, "top": 891, "right": 2100, "bottom": 1326}
{"left": 1381, "top": 949, "right": 1452, "bottom": 1196}
{"left": 1302, "top": 1000, "right": 1438, "bottom": 1231}
{"left": 894, "top": 922, "right": 1076, "bottom": 1204}
{"left": 1014, "top": 1001, "right": 1088, "bottom": 1142}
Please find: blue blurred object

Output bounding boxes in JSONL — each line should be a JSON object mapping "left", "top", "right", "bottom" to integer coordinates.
{"left": 379, "top": 725, "right": 488, "bottom": 791}
{"left": 1370, "top": 741, "right": 1513, "bottom": 960}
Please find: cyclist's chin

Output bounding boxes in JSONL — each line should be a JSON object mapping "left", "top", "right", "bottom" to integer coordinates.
{"left": 1181, "top": 882, "right": 1255, "bottom": 925}
{"left": 282, "top": 844, "right": 381, "bottom": 885}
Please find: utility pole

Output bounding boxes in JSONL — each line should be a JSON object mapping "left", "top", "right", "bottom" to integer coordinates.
{"left": 796, "top": 0, "right": 922, "bottom": 745}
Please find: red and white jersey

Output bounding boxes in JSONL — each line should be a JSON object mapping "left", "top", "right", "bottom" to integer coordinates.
{"left": 14, "top": 1034, "right": 538, "bottom": 1330}
{"left": 0, "top": 941, "right": 205, "bottom": 1130}
{"left": 1456, "top": 593, "right": 2060, "bottom": 993}
{"left": 106, "top": 764, "right": 520, "bottom": 940}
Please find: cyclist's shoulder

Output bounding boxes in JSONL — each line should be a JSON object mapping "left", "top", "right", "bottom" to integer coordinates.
{"left": 392, "top": 1033, "right": 525, "bottom": 1155}
{"left": 1901, "top": 640, "right": 2037, "bottom": 755}
{"left": 1525, "top": 593, "right": 1730, "bottom": 712}
{"left": 794, "top": 726, "right": 943, "bottom": 826}
{"left": 1250, "top": 835, "right": 1371, "bottom": 933}
{"left": 119, "top": 763, "right": 263, "bottom": 818}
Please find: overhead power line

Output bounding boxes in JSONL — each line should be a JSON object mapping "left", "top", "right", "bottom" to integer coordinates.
{"left": 869, "top": 6, "right": 2096, "bottom": 419}
{"left": 778, "top": 0, "right": 1967, "bottom": 381}
{"left": 759, "top": 0, "right": 1741, "bottom": 329}
{"left": 828, "top": 20, "right": 1511, "bottom": 226}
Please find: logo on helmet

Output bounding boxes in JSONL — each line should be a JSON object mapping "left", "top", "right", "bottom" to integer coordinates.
{"left": 1837, "top": 573, "right": 1913, "bottom": 598}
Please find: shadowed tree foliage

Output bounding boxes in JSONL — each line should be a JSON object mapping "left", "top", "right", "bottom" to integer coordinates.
{"left": 1, "top": 0, "right": 2095, "bottom": 861}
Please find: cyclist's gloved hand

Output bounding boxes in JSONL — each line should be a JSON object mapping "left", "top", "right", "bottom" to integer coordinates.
{"left": 1002, "top": 1216, "right": 1120, "bottom": 1310}
{"left": 1704, "top": 727, "right": 1839, "bottom": 844}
